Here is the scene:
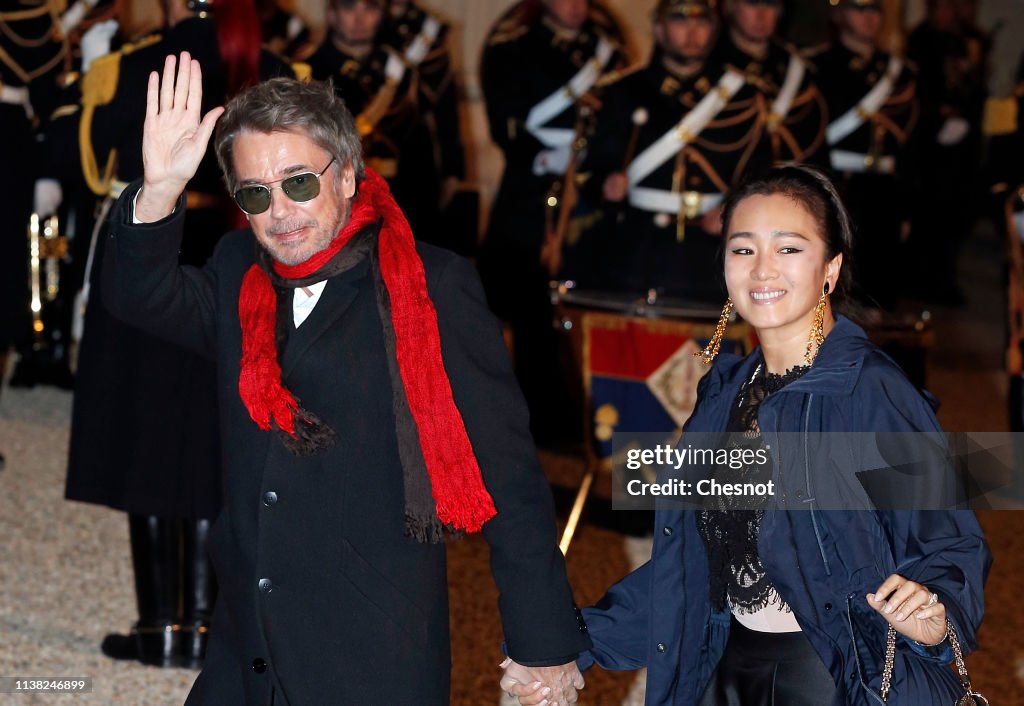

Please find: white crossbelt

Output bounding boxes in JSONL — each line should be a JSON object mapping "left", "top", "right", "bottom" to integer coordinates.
{"left": 524, "top": 35, "right": 614, "bottom": 165}
{"left": 404, "top": 15, "right": 441, "bottom": 65}
{"left": 829, "top": 149, "right": 895, "bottom": 174}
{"left": 0, "top": 84, "right": 33, "bottom": 118}
{"left": 59, "top": 0, "right": 99, "bottom": 35}
{"left": 382, "top": 16, "right": 444, "bottom": 85}
{"left": 766, "top": 53, "right": 806, "bottom": 130}
{"left": 826, "top": 55, "right": 903, "bottom": 146}
{"left": 626, "top": 69, "right": 745, "bottom": 188}
{"left": 628, "top": 187, "right": 723, "bottom": 216}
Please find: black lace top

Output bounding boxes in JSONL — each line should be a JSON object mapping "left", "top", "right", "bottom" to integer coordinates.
{"left": 696, "top": 357, "right": 810, "bottom": 614}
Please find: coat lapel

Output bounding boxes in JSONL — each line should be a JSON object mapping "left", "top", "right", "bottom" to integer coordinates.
{"left": 280, "top": 261, "right": 369, "bottom": 378}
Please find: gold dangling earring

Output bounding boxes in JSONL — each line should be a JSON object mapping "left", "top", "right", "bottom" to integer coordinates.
{"left": 695, "top": 298, "right": 734, "bottom": 365}
{"left": 805, "top": 281, "right": 829, "bottom": 365}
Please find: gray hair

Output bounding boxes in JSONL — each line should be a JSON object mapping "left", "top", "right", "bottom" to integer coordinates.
{"left": 214, "top": 78, "right": 365, "bottom": 192}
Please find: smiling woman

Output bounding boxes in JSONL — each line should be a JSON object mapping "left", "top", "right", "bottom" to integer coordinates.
{"left": 574, "top": 165, "right": 991, "bottom": 706}
{"left": 719, "top": 165, "right": 853, "bottom": 373}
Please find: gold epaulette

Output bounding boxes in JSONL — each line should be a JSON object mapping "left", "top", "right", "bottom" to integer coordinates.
{"left": 50, "top": 103, "right": 79, "bottom": 120}
{"left": 119, "top": 33, "right": 162, "bottom": 56}
{"left": 596, "top": 62, "right": 641, "bottom": 89}
{"left": 80, "top": 51, "right": 120, "bottom": 107}
{"left": 79, "top": 50, "right": 122, "bottom": 196}
{"left": 291, "top": 61, "right": 312, "bottom": 82}
{"left": 486, "top": 21, "right": 528, "bottom": 46}
{"left": 983, "top": 94, "right": 1019, "bottom": 137}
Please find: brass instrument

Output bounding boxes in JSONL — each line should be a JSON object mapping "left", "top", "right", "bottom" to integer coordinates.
{"left": 28, "top": 212, "right": 66, "bottom": 336}
{"left": 15, "top": 210, "right": 75, "bottom": 388}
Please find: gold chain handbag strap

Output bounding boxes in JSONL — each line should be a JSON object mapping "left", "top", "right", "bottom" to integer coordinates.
{"left": 880, "top": 619, "right": 990, "bottom": 705}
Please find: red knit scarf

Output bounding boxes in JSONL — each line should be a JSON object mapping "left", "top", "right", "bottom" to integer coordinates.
{"left": 237, "top": 169, "right": 497, "bottom": 533}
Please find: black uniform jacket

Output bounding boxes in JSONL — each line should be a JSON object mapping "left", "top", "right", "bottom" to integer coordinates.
{"left": 814, "top": 42, "right": 918, "bottom": 169}
{"left": 581, "top": 57, "right": 772, "bottom": 299}
{"left": 101, "top": 183, "right": 591, "bottom": 705}
{"left": 480, "top": 5, "right": 629, "bottom": 260}
{"left": 711, "top": 32, "right": 829, "bottom": 167}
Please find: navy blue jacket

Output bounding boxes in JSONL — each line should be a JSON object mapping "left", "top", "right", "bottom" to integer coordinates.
{"left": 579, "top": 316, "right": 990, "bottom": 705}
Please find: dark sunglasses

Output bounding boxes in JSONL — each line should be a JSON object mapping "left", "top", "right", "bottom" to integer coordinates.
{"left": 233, "top": 158, "right": 336, "bottom": 215}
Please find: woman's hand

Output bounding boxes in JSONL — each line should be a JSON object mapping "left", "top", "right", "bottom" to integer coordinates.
{"left": 867, "top": 574, "right": 948, "bottom": 646}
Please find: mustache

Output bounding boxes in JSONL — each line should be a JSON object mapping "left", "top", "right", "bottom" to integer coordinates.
{"left": 267, "top": 219, "right": 318, "bottom": 236}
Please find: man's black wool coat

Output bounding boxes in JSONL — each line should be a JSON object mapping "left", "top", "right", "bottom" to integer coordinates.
{"left": 102, "top": 183, "right": 591, "bottom": 705}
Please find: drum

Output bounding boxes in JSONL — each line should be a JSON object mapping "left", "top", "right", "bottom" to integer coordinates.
{"left": 551, "top": 283, "right": 756, "bottom": 465}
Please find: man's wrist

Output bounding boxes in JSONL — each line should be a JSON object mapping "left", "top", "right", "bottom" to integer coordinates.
{"left": 135, "top": 181, "right": 185, "bottom": 223}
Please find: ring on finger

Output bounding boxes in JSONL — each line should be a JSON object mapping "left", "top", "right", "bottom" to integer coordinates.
{"left": 926, "top": 592, "right": 938, "bottom": 608}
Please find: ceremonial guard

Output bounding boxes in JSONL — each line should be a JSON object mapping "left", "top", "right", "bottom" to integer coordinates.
{"left": 63, "top": 0, "right": 293, "bottom": 668}
{"left": 306, "top": 0, "right": 449, "bottom": 245}
{"left": 815, "top": 0, "right": 918, "bottom": 310}
{"left": 479, "top": 0, "right": 629, "bottom": 443}
{"left": 711, "top": 0, "right": 829, "bottom": 166}
{"left": 906, "top": 0, "right": 981, "bottom": 305}
{"left": 381, "top": 0, "right": 466, "bottom": 235}
{"left": 0, "top": 0, "right": 66, "bottom": 410}
{"left": 583, "top": 0, "right": 769, "bottom": 300}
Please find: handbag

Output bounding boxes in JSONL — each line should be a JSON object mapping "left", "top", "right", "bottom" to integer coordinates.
{"left": 880, "top": 619, "right": 990, "bottom": 705}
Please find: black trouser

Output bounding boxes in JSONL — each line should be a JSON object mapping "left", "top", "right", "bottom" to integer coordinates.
{"left": 698, "top": 617, "right": 837, "bottom": 706}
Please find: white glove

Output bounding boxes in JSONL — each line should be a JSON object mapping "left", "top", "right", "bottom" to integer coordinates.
{"left": 936, "top": 116, "right": 970, "bottom": 146}
{"left": 532, "top": 147, "right": 572, "bottom": 177}
{"left": 80, "top": 19, "right": 119, "bottom": 73}
{"left": 34, "top": 178, "right": 63, "bottom": 216}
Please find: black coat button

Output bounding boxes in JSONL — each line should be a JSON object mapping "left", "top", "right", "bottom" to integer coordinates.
{"left": 252, "top": 658, "right": 267, "bottom": 673}
{"left": 662, "top": 527, "right": 673, "bottom": 536}
{"left": 824, "top": 602, "right": 833, "bottom": 611}
{"left": 795, "top": 490, "right": 805, "bottom": 499}
{"left": 263, "top": 491, "right": 278, "bottom": 507}
{"left": 258, "top": 578, "right": 272, "bottom": 593}
{"left": 656, "top": 642, "right": 666, "bottom": 653}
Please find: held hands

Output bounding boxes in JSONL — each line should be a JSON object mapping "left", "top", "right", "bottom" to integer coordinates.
{"left": 499, "top": 657, "right": 584, "bottom": 706}
{"left": 136, "top": 52, "right": 224, "bottom": 223}
{"left": 867, "top": 573, "right": 948, "bottom": 646}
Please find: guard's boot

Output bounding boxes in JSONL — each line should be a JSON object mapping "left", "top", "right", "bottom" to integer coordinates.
{"left": 101, "top": 514, "right": 183, "bottom": 667}
{"left": 180, "top": 518, "right": 218, "bottom": 669}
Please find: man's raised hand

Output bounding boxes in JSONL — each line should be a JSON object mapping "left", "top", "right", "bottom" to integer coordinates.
{"left": 136, "top": 52, "right": 224, "bottom": 223}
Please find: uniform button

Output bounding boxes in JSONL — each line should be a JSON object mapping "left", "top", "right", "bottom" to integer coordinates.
{"left": 263, "top": 491, "right": 278, "bottom": 507}
{"left": 824, "top": 602, "right": 833, "bottom": 611}
{"left": 258, "top": 578, "right": 273, "bottom": 593}
{"left": 252, "top": 658, "right": 267, "bottom": 673}
{"left": 662, "top": 526, "right": 673, "bottom": 536}
{"left": 656, "top": 642, "right": 666, "bottom": 653}
{"left": 795, "top": 490, "right": 805, "bottom": 499}
{"left": 850, "top": 671, "right": 857, "bottom": 681}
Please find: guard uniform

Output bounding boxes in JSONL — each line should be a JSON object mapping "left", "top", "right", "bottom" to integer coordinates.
{"left": 306, "top": 23, "right": 445, "bottom": 245}
{"left": 816, "top": 35, "right": 918, "bottom": 309}
{"left": 64, "top": 15, "right": 293, "bottom": 666}
{"left": 584, "top": 51, "right": 770, "bottom": 300}
{"left": 0, "top": 0, "right": 65, "bottom": 350}
{"left": 479, "top": 0, "right": 629, "bottom": 443}
{"left": 711, "top": 28, "right": 829, "bottom": 167}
